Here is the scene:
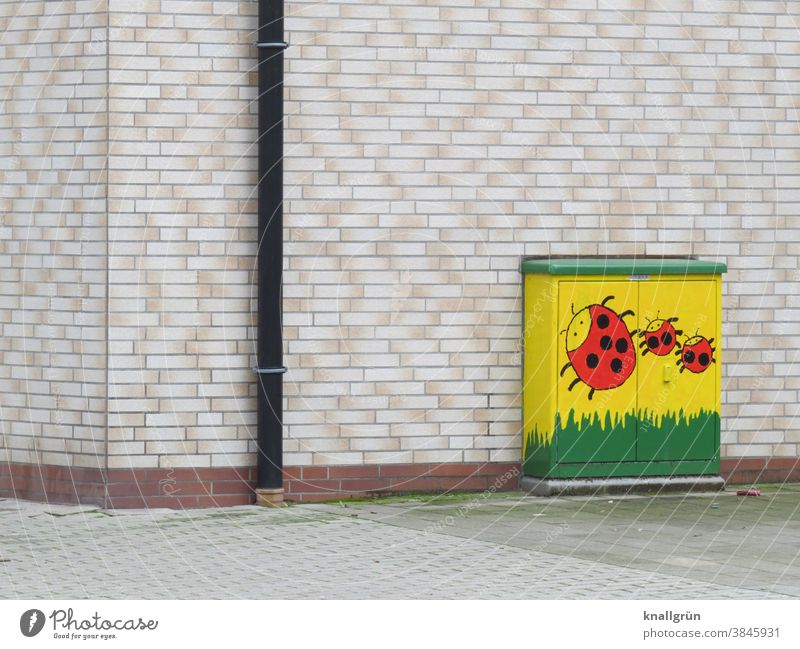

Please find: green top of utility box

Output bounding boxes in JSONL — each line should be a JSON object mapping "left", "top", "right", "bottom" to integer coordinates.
{"left": 520, "top": 257, "right": 727, "bottom": 276}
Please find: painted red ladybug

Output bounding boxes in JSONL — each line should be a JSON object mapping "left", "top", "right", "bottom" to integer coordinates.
{"left": 639, "top": 314, "right": 682, "bottom": 357}
{"left": 675, "top": 335, "right": 715, "bottom": 373}
{"left": 560, "top": 295, "right": 637, "bottom": 400}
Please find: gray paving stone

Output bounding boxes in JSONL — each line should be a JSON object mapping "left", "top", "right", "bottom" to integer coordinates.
{"left": 0, "top": 491, "right": 796, "bottom": 599}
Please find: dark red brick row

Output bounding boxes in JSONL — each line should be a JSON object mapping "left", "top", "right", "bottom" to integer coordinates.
{"left": 0, "top": 462, "right": 256, "bottom": 508}
{"left": 721, "top": 457, "right": 800, "bottom": 484}
{"left": 0, "top": 463, "right": 106, "bottom": 506}
{"left": 105, "top": 494, "right": 254, "bottom": 509}
{"left": 283, "top": 462, "right": 521, "bottom": 502}
{"left": 5, "top": 458, "right": 798, "bottom": 508}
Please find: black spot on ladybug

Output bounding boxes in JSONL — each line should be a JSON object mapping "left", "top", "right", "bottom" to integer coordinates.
{"left": 647, "top": 336, "right": 658, "bottom": 349}
{"left": 661, "top": 332, "right": 672, "bottom": 345}
{"left": 699, "top": 353, "right": 709, "bottom": 366}
{"left": 615, "top": 338, "right": 628, "bottom": 353}
{"left": 563, "top": 301, "right": 637, "bottom": 394}
{"left": 684, "top": 350, "right": 695, "bottom": 363}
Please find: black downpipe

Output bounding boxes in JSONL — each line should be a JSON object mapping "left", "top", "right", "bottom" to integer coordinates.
{"left": 254, "top": 0, "right": 287, "bottom": 504}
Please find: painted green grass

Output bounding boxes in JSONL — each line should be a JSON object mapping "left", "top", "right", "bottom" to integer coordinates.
{"left": 637, "top": 408, "right": 719, "bottom": 440}
{"left": 525, "top": 408, "right": 719, "bottom": 462}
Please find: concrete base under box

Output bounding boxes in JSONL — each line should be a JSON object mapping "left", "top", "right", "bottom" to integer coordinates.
{"left": 520, "top": 475, "right": 725, "bottom": 497}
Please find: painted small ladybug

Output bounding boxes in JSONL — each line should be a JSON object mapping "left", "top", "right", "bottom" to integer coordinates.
{"left": 639, "top": 314, "right": 683, "bottom": 357}
{"left": 560, "top": 295, "right": 637, "bottom": 400}
{"left": 675, "top": 335, "right": 715, "bottom": 373}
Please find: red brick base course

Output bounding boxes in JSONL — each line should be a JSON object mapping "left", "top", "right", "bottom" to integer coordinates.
{"left": 105, "top": 468, "right": 258, "bottom": 509}
{"left": 0, "top": 463, "right": 106, "bottom": 507}
{"left": 721, "top": 456, "right": 800, "bottom": 485}
{"left": 0, "top": 463, "right": 257, "bottom": 509}
{"left": 0, "top": 461, "right": 519, "bottom": 508}
{"left": 282, "top": 462, "right": 521, "bottom": 503}
{"left": 1, "top": 457, "right": 797, "bottom": 508}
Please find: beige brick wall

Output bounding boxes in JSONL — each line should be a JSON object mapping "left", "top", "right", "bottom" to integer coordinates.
{"left": 281, "top": 0, "right": 800, "bottom": 466}
{"left": 105, "top": 0, "right": 259, "bottom": 469}
{"left": 2, "top": 0, "right": 799, "bottom": 474}
{"left": 0, "top": 0, "right": 108, "bottom": 470}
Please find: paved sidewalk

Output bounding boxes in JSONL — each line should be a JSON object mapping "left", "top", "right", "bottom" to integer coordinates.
{"left": 1, "top": 486, "right": 798, "bottom": 599}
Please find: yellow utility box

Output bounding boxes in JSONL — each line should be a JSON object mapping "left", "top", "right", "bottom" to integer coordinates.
{"left": 520, "top": 258, "right": 726, "bottom": 492}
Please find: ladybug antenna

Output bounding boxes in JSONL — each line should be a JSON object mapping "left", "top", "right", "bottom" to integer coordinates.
{"left": 601, "top": 295, "right": 615, "bottom": 307}
{"left": 570, "top": 303, "right": 575, "bottom": 315}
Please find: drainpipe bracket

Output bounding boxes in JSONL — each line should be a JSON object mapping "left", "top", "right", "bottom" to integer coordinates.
{"left": 254, "top": 41, "right": 289, "bottom": 50}
{"left": 252, "top": 366, "right": 288, "bottom": 374}
{"left": 256, "top": 487, "right": 285, "bottom": 507}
